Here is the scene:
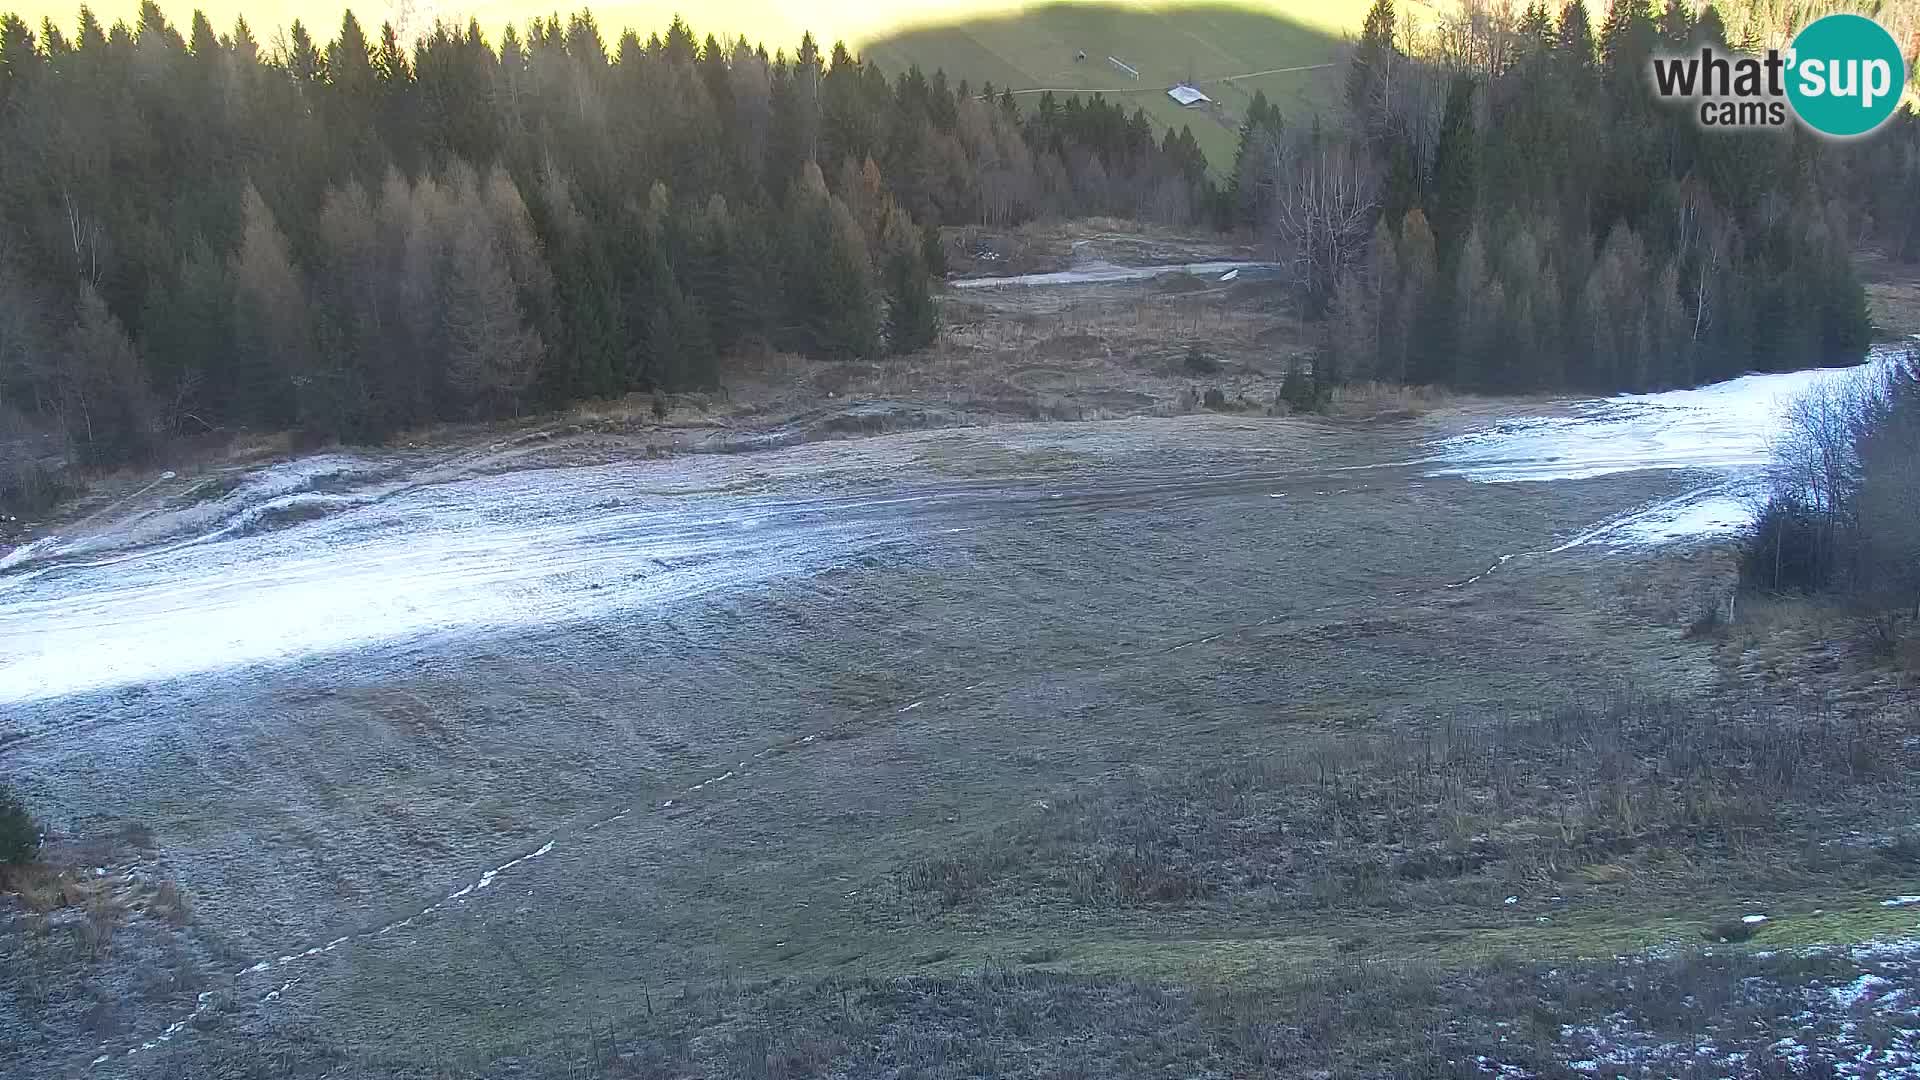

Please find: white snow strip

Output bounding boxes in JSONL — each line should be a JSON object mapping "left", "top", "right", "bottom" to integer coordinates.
{"left": 951, "top": 260, "right": 1269, "bottom": 289}
{"left": 689, "top": 770, "right": 735, "bottom": 791}
{"left": 1431, "top": 364, "right": 1881, "bottom": 483}
{"left": 1832, "top": 974, "right": 1893, "bottom": 1009}
{"left": 1430, "top": 352, "right": 1910, "bottom": 547}
{"left": 0, "top": 466, "right": 952, "bottom": 704}
{"left": 0, "top": 535, "right": 60, "bottom": 571}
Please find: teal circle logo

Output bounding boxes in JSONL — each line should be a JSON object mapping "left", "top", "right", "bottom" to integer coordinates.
{"left": 1787, "top": 14, "right": 1907, "bottom": 137}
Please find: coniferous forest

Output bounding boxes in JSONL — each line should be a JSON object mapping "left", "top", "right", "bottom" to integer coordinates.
{"left": 1233, "top": 0, "right": 1916, "bottom": 397}
{"left": 0, "top": 3, "right": 1215, "bottom": 492}
{"left": 0, "top": 0, "right": 1916, "bottom": 510}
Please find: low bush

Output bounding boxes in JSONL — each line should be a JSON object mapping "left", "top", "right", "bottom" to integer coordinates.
{"left": 899, "top": 692, "right": 1893, "bottom": 914}
{"left": 1182, "top": 344, "right": 1220, "bottom": 375}
{"left": 0, "top": 783, "right": 38, "bottom": 865}
{"left": 1280, "top": 361, "right": 1326, "bottom": 413}
{"left": 1739, "top": 493, "right": 1838, "bottom": 593}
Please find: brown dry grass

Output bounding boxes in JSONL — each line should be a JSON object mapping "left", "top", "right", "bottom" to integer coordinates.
{"left": 149, "top": 878, "right": 192, "bottom": 927}
{"left": 1858, "top": 253, "right": 1920, "bottom": 339}
{"left": 941, "top": 218, "right": 1259, "bottom": 278}
{"left": 1, "top": 860, "right": 106, "bottom": 914}
{"left": 75, "top": 893, "right": 123, "bottom": 961}
{"left": 1323, "top": 380, "right": 1466, "bottom": 420}
{"left": 897, "top": 691, "right": 1901, "bottom": 920}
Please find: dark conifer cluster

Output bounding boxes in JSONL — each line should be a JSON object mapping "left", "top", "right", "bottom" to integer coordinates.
{"left": 1232, "top": 0, "right": 1915, "bottom": 394}
{"left": 0, "top": 4, "right": 1216, "bottom": 486}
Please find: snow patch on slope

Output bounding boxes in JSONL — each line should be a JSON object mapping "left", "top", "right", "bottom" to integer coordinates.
{"left": 1432, "top": 345, "right": 1915, "bottom": 546}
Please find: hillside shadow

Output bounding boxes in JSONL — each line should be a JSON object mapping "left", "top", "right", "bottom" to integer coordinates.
{"left": 861, "top": 2, "right": 1348, "bottom": 166}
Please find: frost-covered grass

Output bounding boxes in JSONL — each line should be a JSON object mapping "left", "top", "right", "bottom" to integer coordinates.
{"left": 214, "top": 939, "right": 1920, "bottom": 1078}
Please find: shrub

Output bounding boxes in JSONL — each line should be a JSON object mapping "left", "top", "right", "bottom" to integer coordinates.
{"left": 1183, "top": 345, "right": 1221, "bottom": 375}
{"left": 0, "top": 784, "right": 39, "bottom": 865}
{"left": 1739, "top": 493, "right": 1837, "bottom": 593}
{"left": 1280, "top": 362, "right": 1325, "bottom": 413}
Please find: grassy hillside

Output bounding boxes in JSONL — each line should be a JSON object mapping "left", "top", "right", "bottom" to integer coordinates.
{"left": 863, "top": 2, "right": 1355, "bottom": 172}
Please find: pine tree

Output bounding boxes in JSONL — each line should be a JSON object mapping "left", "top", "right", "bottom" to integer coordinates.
{"left": 230, "top": 184, "right": 309, "bottom": 427}
{"left": 1557, "top": 0, "right": 1596, "bottom": 78}
{"left": 1325, "top": 267, "right": 1377, "bottom": 385}
{"left": 62, "top": 284, "right": 157, "bottom": 464}
{"left": 1398, "top": 209, "right": 1441, "bottom": 384}
{"left": 1451, "top": 225, "right": 1494, "bottom": 389}
{"left": 1347, "top": 0, "right": 1397, "bottom": 118}
{"left": 882, "top": 210, "right": 937, "bottom": 354}
{"left": 443, "top": 209, "right": 542, "bottom": 416}
{"left": 1429, "top": 74, "right": 1479, "bottom": 266}
{"left": 287, "top": 19, "right": 320, "bottom": 82}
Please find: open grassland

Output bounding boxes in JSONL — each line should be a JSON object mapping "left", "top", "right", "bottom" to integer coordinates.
{"left": 11, "top": 419, "right": 1920, "bottom": 1077}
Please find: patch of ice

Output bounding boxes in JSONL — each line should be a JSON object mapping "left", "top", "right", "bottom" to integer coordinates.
{"left": 1745, "top": 914, "right": 1770, "bottom": 925}
{"left": 1428, "top": 353, "right": 1909, "bottom": 548}
{"left": 1432, "top": 362, "right": 1885, "bottom": 484}
{"left": 1832, "top": 974, "right": 1893, "bottom": 1009}
{"left": 0, "top": 535, "right": 60, "bottom": 571}
{"left": 1883, "top": 896, "right": 1920, "bottom": 908}
{"left": 1606, "top": 492, "right": 1754, "bottom": 546}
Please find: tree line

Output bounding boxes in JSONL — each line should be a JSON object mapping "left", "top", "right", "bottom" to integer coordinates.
{"left": 0, "top": 4, "right": 1220, "bottom": 506}
{"left": 1741, "top": 344, "right": 1920, "bottom": 632}
{"left": 1231, "top": 0, "right": 1916, "bottom": 398}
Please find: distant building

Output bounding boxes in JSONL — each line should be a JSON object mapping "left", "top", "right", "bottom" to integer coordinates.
{"left": 1167, "top": 84, "right": 1212, "bottom": 107}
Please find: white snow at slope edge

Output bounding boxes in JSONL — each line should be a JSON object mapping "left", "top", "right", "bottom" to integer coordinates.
{"left": 1606, "top": 491, "right": 1756, "bottom": 545}
{"left": 1432, "top": 362, "right": 1882, "bottom": 484}
{"left": 0, "top": 463, "right": 923, "bottom": 704}
{"left": 1429, "top": 346, "right": 1912, "bottom": 546}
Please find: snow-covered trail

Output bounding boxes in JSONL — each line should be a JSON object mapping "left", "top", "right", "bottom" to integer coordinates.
{"left": 1429, "top": 346, "right": 1911, "bottom": 547}
{"left": 950, "top": 259, "right": 1274, "bottom": 288}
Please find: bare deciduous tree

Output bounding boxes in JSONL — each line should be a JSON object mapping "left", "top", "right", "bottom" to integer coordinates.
{"left": 1265, "top": 133, "right": 1380, "bottom": 318}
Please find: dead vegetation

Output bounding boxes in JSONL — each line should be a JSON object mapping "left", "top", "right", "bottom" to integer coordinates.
{"left": 0, "top": 823, "right": 217, "bottom": 1072}
{"left": 941, "top": 219, "right": 1261, "bottom": 278}
{"left": 243, "top": 945, "right": 1915, "bottom": 1079}
{"left": 1859, "top": 252, "right": 1920, "bottom": 340}
{"left": 899, "top": 691, "right": 1911, "bottom": 920}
